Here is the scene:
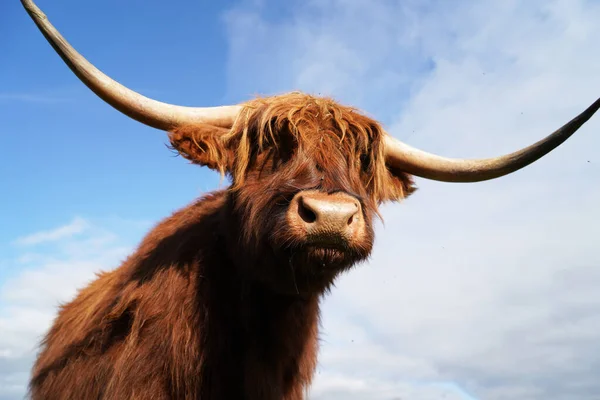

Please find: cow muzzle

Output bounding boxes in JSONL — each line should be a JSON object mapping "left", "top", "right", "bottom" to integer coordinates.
{"left": 286, "top": 190, "right": 365, "bottom": 248}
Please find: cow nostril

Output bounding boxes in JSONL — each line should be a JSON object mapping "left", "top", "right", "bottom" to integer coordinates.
{"left": 297, "top": 198, "right": 317, "bottom": 223}
{"left": 347, "top": 202, "right": 359, "bottom": 226}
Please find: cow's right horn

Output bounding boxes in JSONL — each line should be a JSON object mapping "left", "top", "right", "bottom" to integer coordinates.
{"left": 21, "top": 0, "right": 242, "bottom": 131}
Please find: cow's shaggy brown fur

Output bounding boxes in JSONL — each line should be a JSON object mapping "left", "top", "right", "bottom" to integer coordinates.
{"left": 29, "top": 92, "right": 416, "bottom": 400}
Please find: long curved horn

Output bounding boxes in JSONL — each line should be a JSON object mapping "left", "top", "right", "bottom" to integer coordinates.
{"left": 21, "top": 0, "right": 241, "bottom": 130}
{"left": 385, "top": 97, "right": 600, "bottom": 182}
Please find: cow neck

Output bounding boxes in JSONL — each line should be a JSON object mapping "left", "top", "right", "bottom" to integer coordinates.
{"left": 199, "top": 192, "right": 322, "bottom": 398}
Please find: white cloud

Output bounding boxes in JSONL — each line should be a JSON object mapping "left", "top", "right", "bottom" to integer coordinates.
{"left": 310, "top": 370, "right": 476, "bottom": 400}
{"left": 222, "top": 0, "right": 600, "bottom": 399}
{"left": 12, "top": 217, "right": 89, "bottom": 246}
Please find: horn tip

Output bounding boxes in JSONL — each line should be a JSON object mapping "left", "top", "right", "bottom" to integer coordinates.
{"left": 21, "top": 0, "right": 47, "bottom": 21}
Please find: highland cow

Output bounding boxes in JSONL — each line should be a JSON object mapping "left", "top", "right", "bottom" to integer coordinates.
{"left": 21, "top": 1, "right": 600, "bottom": 399}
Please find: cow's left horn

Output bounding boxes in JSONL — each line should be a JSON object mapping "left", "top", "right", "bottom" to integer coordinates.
{"left": 384, "top": 97, "right": 600, "bottom": 182}
{"left": 21, "top": 0, "right": 241, "bottom": 131}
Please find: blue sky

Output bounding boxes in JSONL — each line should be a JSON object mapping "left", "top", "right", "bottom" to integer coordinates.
{"left": 2, "top": 1, "right": 600, "bottom": 399}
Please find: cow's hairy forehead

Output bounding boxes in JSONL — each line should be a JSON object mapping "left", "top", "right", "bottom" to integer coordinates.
{"left": 227, "top": 94, "right": 382, "bottom": 180}
{"left": 221, "top": 93, "right": 415, "bottom": 205}
{"left": 233, "top": 92, "right": 380, "bottom": 148}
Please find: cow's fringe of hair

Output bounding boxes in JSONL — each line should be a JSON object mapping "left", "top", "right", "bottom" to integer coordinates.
{"left": 221, "top": 92, "right": 408, "bottom": 203}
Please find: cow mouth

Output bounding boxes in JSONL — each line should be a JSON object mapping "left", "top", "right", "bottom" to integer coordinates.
{"left": 294, "top": 242, "right": 357, "bottom": 268}
{"left": 305, "top": 244, "right": 345, "bottom": 259}
{"left": 272, "top": 235, "right": 369, "bottom": 270}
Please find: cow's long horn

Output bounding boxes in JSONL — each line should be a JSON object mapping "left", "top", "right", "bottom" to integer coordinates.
{"left": 384, "top": 97, "right": 600, "bottom": 182}
{"left": 21, "top": 0, "right": 241, "bottom": 130}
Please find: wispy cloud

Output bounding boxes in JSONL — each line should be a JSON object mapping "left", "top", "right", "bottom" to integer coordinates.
{"left": 12, "top": 217, "right": 89, "bottom": 247}
{"left": 0, "top": 87, "right": 165, "bottom": 105}
{"left": 0, "top": 92, "right": 71, "bottom": 104}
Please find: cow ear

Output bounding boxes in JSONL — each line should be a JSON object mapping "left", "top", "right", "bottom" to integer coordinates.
{"left": 379, "top": 166, "right": 418, "bottom": 203}
{"left": 168, "top": 124, "right": 234, "bottom": 174}
{"left": 393, "top": 168, "right": 418, "bottom": 199}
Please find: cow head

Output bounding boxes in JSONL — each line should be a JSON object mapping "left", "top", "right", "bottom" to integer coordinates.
{"left": 21, "top": 0, "right": 600, "bottom": 295}
{"left": 169, "top": 93, "right": 416, "bottom": 293}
